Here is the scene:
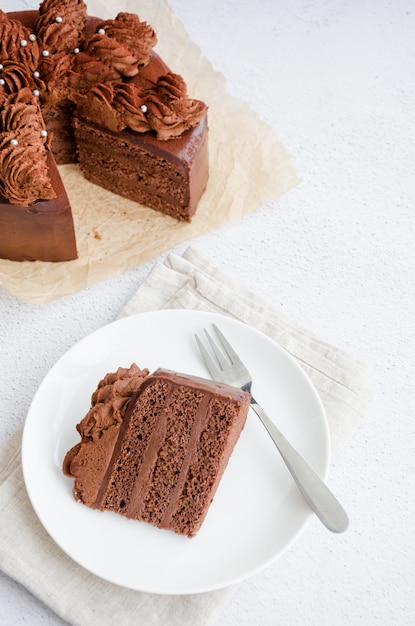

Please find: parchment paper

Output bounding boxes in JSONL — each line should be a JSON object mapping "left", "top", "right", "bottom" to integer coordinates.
{"left": 0, "top": 0, "right": 299, "bottom": 304}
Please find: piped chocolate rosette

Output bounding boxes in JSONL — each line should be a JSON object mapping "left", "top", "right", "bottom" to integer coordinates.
{"left": 75, "top": 363, "right": 150, "bottom": 444}
{"left": 33, "top": 0, "right": 87, "bottom": 104}
{"left": 63, "top": 363, "right": 150, "bottom": 507}
{"left": 39, "top": 7, "right": 158, "bottom": 98}
{"left": 0, "top": 61, "right": 37, "bottom": 97}
{"left": 63, "top": 11, "right": 157, "bottom": 93}
{"left": 0, "top": 10, "right": 40, "bottom": 72}
{"left": 79, "top": 12, "right": 157, "bottom": 78}
{"left": 35, "top": 0, "right": 87, "bottom": 54}
{"left": 0, "top": 87, "right": 54, "bottom": 206}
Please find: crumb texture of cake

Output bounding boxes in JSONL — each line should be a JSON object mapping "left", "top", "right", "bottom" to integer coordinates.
{"left": 63, "top": 366, "right": 250, "bottom": 537}
{"left": 0, "top": 1, "right": 208, "bottom": 261}
{"left": 41, "top": 101, "right": 77, "bottom": 163}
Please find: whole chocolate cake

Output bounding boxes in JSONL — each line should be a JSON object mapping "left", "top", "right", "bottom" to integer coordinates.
{"left": 63, "top": 364, "right": 250, "bottom": 537}
{"left": 0, "top": 1, "right": 208, "bottom": 262}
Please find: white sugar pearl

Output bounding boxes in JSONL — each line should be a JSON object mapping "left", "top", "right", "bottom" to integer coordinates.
{"left": 55, "top": 16, "right": 63, "bottom": 23}
{"left": 42, "top": 50, "right": 50, "bottom": 57}
{"left": 0, "top": 64, "right": 3, "bottom": 70}
{"left": 0, "top": 79, "right": 5, "bottom": 86}
{"left": 10, "top": 139, "right": 18, "bottom": 146}
{"left": 33, "top": 89, "right": 40, "bottom": 97}
{"left": 29, "top": 33, "right": 36, "bottom": 41}
{"left": 98, "top": 28, "right": 105, "bottom": 35}
{"left": 21, "top": 39, "right": 28, "bottom": 47}
{"left": 33, "top": 71, "right": 40, "bottom": 78}
{"left": 140, "top": 104, "right": 148, "bottom": 113}
{"left": 73, "top": 47, "right": 80, "bottom": 54}
{"left": 40, "top": 130, "right": 48, "bottom": 138}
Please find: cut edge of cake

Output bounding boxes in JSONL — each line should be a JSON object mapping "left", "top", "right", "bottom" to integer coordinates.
{"left": 73, "top": 115, "right": 209, "bottom": 222}
{"left": 0, "top": 150, "right": 77, "bottom": 262}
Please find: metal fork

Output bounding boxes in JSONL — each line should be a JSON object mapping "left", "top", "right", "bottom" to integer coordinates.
{"left": 195, "top": 324, "right": 349, "bottom": 533}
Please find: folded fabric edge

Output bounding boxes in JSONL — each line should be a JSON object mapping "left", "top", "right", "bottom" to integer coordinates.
{"left": 0, "top": 428, "right": 22, "bottom": 485}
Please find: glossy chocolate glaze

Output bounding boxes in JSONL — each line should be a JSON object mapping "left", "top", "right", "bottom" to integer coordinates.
{"left": 0, "top": 151, "right": 77, "bottom": 262}
{"left": 152, "top": 368, "right": 249, "bottom": 401}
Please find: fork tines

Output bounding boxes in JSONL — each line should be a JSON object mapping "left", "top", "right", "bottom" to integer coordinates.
{"left": 195, "top": 324, "right": 242, "bottom": 378}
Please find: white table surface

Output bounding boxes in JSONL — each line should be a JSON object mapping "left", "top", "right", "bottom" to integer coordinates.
{"left": 1, "top": 0, "right": 414, "bottom": 624}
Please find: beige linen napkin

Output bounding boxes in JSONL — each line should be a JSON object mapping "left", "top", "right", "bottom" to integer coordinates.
{"left": 0, "top": 247, "right": 371, "bottom": 626}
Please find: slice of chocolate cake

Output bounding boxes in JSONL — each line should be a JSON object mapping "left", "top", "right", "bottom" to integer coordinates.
{"left": 72, "top": 71, "right": 208, "bottom": 221}
{"left": 63, "top": 364, "right": 250, "bottom": 537}
{"left": 73, "top": 114, "right": 208, "bottom": 222}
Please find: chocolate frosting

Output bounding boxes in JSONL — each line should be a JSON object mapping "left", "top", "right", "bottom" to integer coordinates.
{"left": 72, "top": 82, "right": 121, "bottom": 132}
{"left": 73, "top": 72, "right": 207, "bottom": 140}
{"left": 63, "top": 363, "right": 149, "bottom": 477}
{"left": 76, "top": 364, "right": 149, "bottom": 442}
{"left": 0, "top": 10, "right": 40, "bottom": 72}
{"left": 146, "top": 73, "right": 207, "bottom": 140}
{"left": 35, "top": 0, "right": 87, "bottom": 54}
{"left": 82, "top": 12, "right": 157, "bottom": 78}
{"left": 0, "top": 88, "right": 55, "bottom": 206}
{"left": 67, "top": 51, "right": 119, "bottom": 92}
{"left": 0, "top": 61, "right": 35, "bottom": 103}
{"left": 36, "top": 51, "right": 73, "bottom": 104}
{"left": 34, "top": 0, "right": 87, "bottom": 103}
{"left": 2, "top": 7, "right": 206, "bottom": 141}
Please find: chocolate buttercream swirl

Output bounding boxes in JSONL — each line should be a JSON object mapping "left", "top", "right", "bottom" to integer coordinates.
{"left": 67, "top": 52, "right": 119, "bottom": 92}
{"left": 74, "top": 81, "right": 151, "bottom": 133}
{"left": 113, "top": 83, "right": 150, "bottom": 133}
{"left": 145, "top": 73, "right": 207, "bottom": 140}
{"left": 0, "top": 11, "right": 40, "bottom": 72}
{"left": 35, "top": 0, "right": 87, "bottom": 54}
{"left": 82, "top": 12, "right": 157, "bottom": 78}
{"left": 0, "top": 88, "right": 54, "bottom": 206}
{"left": 0, "top": 62, "right": 35, "bottom": 106}
{"left": 76, "top": 364, "right": 149, "bottom": 442}
{"left": 73, "top": 82, "right": 121, "bottom": 132}
{"left": 0, "top": 88, "right": 49, "bottom": 143}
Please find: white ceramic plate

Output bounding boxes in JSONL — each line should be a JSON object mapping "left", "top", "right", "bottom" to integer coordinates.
{"left": 22, "top": 309, "right": 330, "bottom": 594}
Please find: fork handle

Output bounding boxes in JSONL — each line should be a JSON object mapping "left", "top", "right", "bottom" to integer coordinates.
{"left": 250, "top": 398, "right": 349, "bottom": 533}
